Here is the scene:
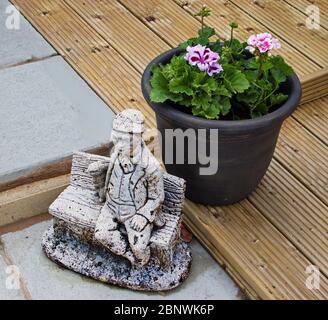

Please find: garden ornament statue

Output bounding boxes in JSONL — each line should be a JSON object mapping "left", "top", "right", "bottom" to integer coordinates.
{"left": 42, "top": 109, "right": 192, "bottom": 291}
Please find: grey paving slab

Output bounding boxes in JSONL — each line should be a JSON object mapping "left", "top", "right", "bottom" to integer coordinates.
{"left": 0, "top": 0, "right": 56, "bottom": 68}
{"left": 0, "top": 56, "right": 115, "bottom": 183}
{"left": 0, "top": 247, "right": 25, "bottom": 299}
{"left": 2, "top": 221, "right": 240, "bottom": 300}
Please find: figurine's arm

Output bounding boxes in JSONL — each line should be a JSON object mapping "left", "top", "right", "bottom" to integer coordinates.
{"left": 137, "top": 167, "right": 164, "bottom": 224}
{"left": 87, "top": 161, "right": 109, "bottom": 177}
{"left": 87, "top": 152, "right": 117, "bottom": 202}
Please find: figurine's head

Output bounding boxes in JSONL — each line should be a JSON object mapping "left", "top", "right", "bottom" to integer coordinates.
{"left": 111, "top": 109, "right": 145, "bottom": 156}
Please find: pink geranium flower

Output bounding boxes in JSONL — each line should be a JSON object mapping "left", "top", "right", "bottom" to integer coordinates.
{"left": 246, "top": 33, "right": 281, "bottom": 54}
{"left": 207, "top": 61, "right": 223, "bottom": 76}
{"left": 185, "top": 45, "right": 223, "bottom": 76}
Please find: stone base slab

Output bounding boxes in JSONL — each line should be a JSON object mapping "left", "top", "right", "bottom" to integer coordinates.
{"left": 41, "top": 226, "right": 192, "bottom": 292}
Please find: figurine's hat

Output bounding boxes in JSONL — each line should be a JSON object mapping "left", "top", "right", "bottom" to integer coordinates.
{"left": 112, "top": 109, "right": 145, "bottom": 134}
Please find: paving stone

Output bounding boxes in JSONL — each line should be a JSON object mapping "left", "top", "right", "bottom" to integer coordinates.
{"left": 0, "top": 56, "right": 115, "bottom": 183}
{"left": 2, "top": 221, "right": 240, "bottom": 300}
{"left": 0, "top": 246, "right": 25, "bottom": 300}
{"left": 0, "top": 0, "right": 56, "bottom": 68}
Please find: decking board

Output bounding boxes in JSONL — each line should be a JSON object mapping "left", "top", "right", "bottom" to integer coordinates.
{"left": 65, "top": 0, "right": 171, "bottom": 74}
{"left": 293, "top": 97, "right": 328, "bottom": 144}
{"left": 10, "top": 0, "right": 328, "bottom": 299}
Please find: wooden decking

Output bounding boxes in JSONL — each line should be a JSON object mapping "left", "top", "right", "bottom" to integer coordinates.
{"left": 10, "top": 0, "right": 328, "bottom": 299}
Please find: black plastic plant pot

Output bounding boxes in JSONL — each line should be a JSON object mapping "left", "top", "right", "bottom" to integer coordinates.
{"left": 141, "top": 48, "right": 302, "bottom": 206}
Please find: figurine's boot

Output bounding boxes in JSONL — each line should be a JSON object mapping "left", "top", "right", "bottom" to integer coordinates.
{"left": 95, "top": 229, "right": 127, "bottom": 256}
{"left": 133, "top": 246, "right": 151, "bottom": 268}
{"left": 125, "top": 222, "right": 152, "bottom": 267}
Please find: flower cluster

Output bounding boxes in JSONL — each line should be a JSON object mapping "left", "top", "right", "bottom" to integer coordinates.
{"left": 185, "top": 45, "right": 223, "bottom": 76}
{"left": 246, "top": 33, "right": 281, "bottom": 54}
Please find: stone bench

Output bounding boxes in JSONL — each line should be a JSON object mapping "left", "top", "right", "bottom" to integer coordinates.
{"left": 48, "top": 151, "right": 186, "bottom": 267}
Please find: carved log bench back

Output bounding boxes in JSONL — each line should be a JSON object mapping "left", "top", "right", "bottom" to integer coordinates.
{"left": 49, "top": 152, "right": 186, "bottom": 267}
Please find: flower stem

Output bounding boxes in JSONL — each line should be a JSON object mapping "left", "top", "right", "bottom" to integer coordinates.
{"left": 229, "top": 22, "right": 238, "bottom": 47}
{"left": 201, "top": 15, "right": 204, "bottom": 36}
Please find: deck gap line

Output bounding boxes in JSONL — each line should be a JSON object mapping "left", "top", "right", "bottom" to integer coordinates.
{"left": 292, "top": 113, "right": 328, "bottom": 148}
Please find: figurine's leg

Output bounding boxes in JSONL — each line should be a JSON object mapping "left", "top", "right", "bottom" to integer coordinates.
{"left": 94, "top": 204, "right": 127, "bottom": 256}
{"left": 125, "top": 220, "right": 152, "bottom": 266}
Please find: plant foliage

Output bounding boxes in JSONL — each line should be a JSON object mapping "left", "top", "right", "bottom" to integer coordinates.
{"left": 150, "top": 7, "right": 294, "bottom": 120}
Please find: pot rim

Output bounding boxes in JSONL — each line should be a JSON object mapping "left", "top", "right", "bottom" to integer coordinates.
{"left": 141, "top": 47, "right": 302, "bottom": 133}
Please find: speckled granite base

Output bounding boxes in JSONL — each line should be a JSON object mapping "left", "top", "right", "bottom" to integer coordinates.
{"left": 42, "top": 226, "right": 192, "bottom": 291}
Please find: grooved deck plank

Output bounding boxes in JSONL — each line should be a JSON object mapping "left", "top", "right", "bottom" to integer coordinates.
{"left": 276, "top": 115, "right": 328, "bottom": 205}
{"left": 118, "top": 0, "right": 201, "bottom": 46}
{"left": 183, "top": 199, "right": 328, "bottom": 300}
{"left": 284, "top": 0, "right": 328, "bottom": 29}
{"left": 249, "top": 159, "right": 328, "bottom": 277}
{"left": 293, "top": 97, "right": 328, "bottom": 144}
{"left": 64, "top": 0, "right": 170, "bottom": 74}
{"left": 229, "top": 0, "right": 328, "bottom": 67}
{"left": 11, "top": 0, "right": 328, "bottom": 299}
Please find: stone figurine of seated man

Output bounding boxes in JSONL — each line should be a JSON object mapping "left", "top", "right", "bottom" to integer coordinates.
{"left": 87, "top": 109, "right": 164, "bottom": 267}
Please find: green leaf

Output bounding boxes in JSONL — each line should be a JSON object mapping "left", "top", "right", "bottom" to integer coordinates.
{"left": 200, "top": 77, "right": 218, "bottom": 94}
{"left": 229, "top": 22, "right": 239, "bottom": 29}
{"left": 204, "top": 102, "right": 221, "bottom": 119}
{"left": 271, "top": 67, "right": 287, "bottom": 84}
{"left": 244, "top": 70, "right": 257, "bottom": 82}
{"left": 198, "top": 26, "right": 215, "bottom": 39}
{"left": 224, "top": 66, "right": 250, "bottom": 94}
{"left": 217, "top": 96, "right": 231, "bottom": 116}
{"left": 270, "top": 93, "right": 288, "bottom": 106}
{"left": 270, "top": 55, "right": 294, "bottom": 84}
{"left": 216, "top": 86, "right": 232, "bottom": 97}
{"left": 236, "top": 86, "right": 260, "bottom": 106}
{"left": 150, "top": 65, "right": 183, "bottom": 103}
{"left": 245, "top": 57, "right": 258, "bottom": 69}
{"left": 262, "top": 61, "right": 273, "bottom": 72}
{"left": 194, "top": 5, "right": 211, "bottom": 18}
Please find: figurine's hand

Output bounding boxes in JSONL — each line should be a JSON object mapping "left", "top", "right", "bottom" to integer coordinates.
{"left": 129, "top": 215, "right": 148, "bottom": 232}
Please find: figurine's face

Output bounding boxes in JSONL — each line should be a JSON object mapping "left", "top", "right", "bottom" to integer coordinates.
{"left": 111, "top": 130, "right": 142, "bottom": 156}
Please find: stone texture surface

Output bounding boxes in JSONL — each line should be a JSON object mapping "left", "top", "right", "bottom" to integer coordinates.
{"left": 1, "top": 221, "right": 241, "bottom": 300}
{"left": 0, "top": 0, "right": 55, "bottom": 68}
{"left": 0, "top": 56, "right": 115, "bottom": 183}
{"left": 42, "top": 226, "right": 192, "bottom": 291}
